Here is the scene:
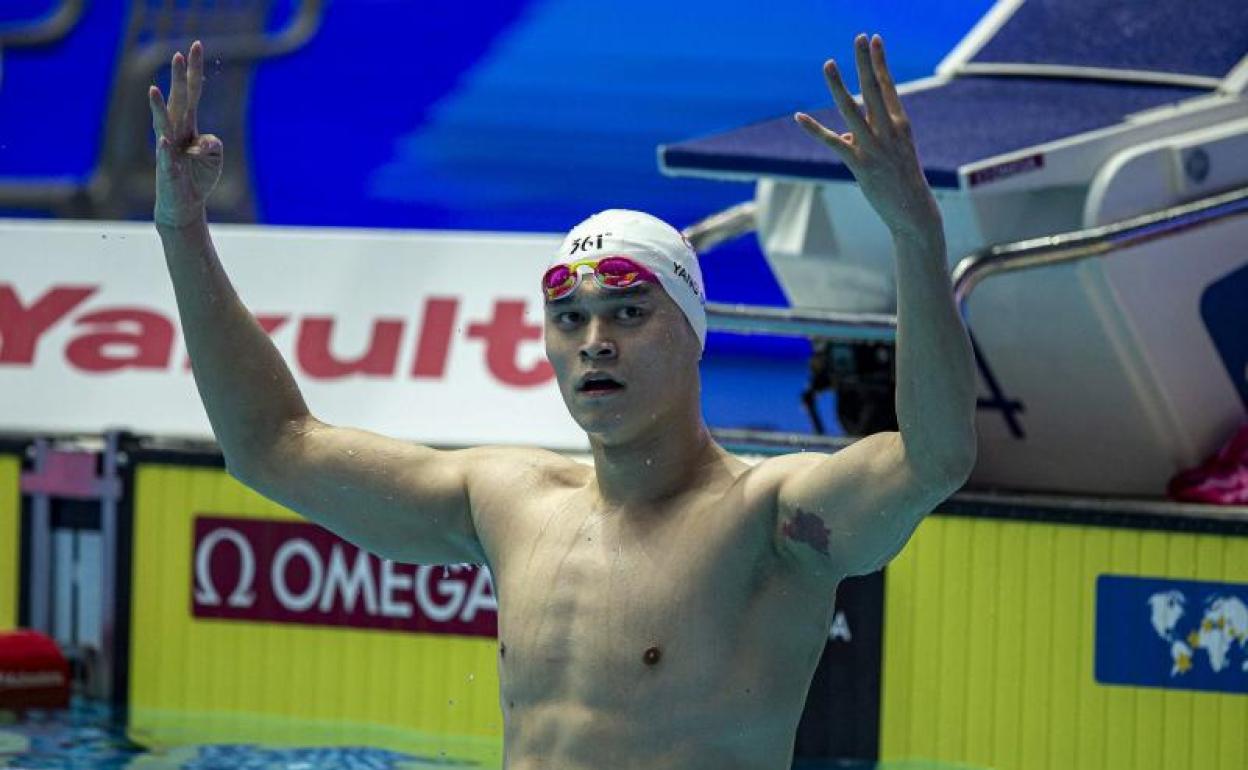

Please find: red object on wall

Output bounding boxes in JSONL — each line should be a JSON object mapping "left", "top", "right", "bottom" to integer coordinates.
{"left": 1168, "top": 422, "right": 1248, "bottom": 505}
{"left": 0, "top": 630, "right": 70, "bottom": 709}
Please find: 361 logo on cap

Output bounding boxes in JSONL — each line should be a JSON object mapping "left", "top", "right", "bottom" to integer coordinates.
{"left": 569, "top": 232, "right": 612, "bottom": 255}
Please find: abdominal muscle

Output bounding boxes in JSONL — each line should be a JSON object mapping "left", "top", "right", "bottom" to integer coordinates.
{"left": 485, "top": 467, "right": 838, "bottom": 770}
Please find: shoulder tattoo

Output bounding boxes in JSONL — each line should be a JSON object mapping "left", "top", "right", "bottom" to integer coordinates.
{"left": 781, "top": 507, "right": 831, "bottom": 557}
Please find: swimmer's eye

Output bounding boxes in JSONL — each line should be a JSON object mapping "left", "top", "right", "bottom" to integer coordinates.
{"left": 553, "top": 310, "right": 584, "bottom": 327}
{"left": 550, "top": 306, "right": 644, "bottom": 328}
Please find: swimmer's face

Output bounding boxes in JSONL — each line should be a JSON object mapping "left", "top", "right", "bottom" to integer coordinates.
{"left": 544, "top": 281, "right": 700, "bottom": 440}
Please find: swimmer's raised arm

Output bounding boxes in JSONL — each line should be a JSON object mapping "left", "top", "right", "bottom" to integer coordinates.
{"left": 149, "top": 41, "right": 304, "bottom": 470}
{"left": 793, "top": 34, "right": 976, "bottom": 470}
{"left": 149, "top": 42, "right": 496, "bottom": 566}
{"left": 763, "top": 34, "right": 976, "bottom": 580}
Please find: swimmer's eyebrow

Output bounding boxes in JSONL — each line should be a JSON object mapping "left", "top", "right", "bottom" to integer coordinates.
{"left": 546, "top": 284, "right": 653, "bottom": 306}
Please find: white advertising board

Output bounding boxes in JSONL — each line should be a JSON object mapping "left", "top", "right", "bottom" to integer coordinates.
{"left": 0, "top": 219, "right": 589, "bottom": 451}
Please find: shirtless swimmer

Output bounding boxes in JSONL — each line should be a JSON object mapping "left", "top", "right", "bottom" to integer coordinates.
{"left": 150, "top": 32, "right": 976, "bottom": 770}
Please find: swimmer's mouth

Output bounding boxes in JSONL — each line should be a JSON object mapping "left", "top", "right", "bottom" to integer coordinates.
{"left": 577, "top": 372, "right": 625, "bottom": 393}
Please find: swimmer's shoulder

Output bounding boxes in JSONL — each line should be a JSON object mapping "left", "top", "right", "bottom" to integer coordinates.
{"left": 453, "top": 445, "right": 588, "bottom": 568}
{"left": 455, "top": 444, "right": 590, "bottom": 502}
{"left": 724, "top": 450, "right": 829, "bottom": 509}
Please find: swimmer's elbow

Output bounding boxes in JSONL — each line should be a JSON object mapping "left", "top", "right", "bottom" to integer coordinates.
{"left": 906, "top": 432, "right": 977, "bottom": 491}
{"left": 224, "top": 455, "right": 257, "bottom": 486}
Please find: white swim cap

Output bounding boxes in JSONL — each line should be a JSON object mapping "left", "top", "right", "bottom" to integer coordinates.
{"left": 547, "top": 209, "right": 707, "bottom": 351}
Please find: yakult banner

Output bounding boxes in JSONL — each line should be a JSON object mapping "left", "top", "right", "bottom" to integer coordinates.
{"left": 193, "top": 516, "right": 497, "bottom": 637}
{"left": 0, "top": 219, "right": 587, "bottom": 449}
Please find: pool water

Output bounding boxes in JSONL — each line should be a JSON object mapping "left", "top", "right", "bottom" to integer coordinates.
{"left": 0, "top": 698, "right": 975, "bottom": 770}
{"left": 0, "top": 699, "right": 477, "bottom": 770}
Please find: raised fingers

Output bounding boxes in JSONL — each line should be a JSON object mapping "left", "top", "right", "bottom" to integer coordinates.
{"left": 148, "top": 85, "right": 173, "bottom": 142}
{"left": 166, "top": 50, "right": 189, "bottom": 139}
{"left": 854, "top": 34, "right": 889, "bottom": 133}
{"left": 185, "top": 41, "right": 204, "bottom": 136}
{"left": 794, "top": 112, "right": 854, "bottom": 160}
{"left": 820, "top": 58, "right": 869, "bottom": 139}
{"left": 870, "top": 35, "right": 908, "bottom": 126}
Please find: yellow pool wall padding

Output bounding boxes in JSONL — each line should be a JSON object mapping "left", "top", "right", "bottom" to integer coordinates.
{"left": 880, "top": 514, "right": 1248, "bottom": 770}
{"left": 126, "top": 457, "right": 1248, "bottom": 769}
{"left": 0, "top": 454, "right": 20, "bottom": 631}
{"left": 129, "top": 463, "right": 503, "bottom": 766}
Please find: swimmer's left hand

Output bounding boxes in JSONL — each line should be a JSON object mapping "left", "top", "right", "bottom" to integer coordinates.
{"left": 795, "top": 34, "right": 940, "bottom": 242}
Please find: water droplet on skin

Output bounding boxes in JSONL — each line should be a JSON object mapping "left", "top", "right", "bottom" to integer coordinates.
{"left": 467, "top": 674, "right": 475, "bottom": 681}
{"left": 347, "top": 449, "right": 356, "bottom": 456}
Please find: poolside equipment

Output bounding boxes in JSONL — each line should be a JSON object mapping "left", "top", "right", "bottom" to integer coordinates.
{"left": 0, "top": 629, "right": 69, "bottom": 709}
{"left": 667, "top": 0, "right": 1248, "bottom": 497}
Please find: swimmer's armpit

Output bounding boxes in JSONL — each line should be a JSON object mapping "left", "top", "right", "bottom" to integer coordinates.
{"left": 780, "top": 508, "right": 831, "bottom": 557}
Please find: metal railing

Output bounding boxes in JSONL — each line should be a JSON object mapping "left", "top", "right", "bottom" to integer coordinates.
{"left": 686, "top": 182, "right": 1248, "bottom": 452}
{"left": 709, "top": 427, "right": 856, "bottom": 457}
{"left": 705, "top": 303, "right": 898, "bottom": 342}
{"left": 683, "top": 200, "right": 757, "bottom": 254}
{"left": 684, "top": 183, "right": 1248, "bottom": 341}
{"left": 0, "top": 0, "right": 84, "bottom": 47}
{"left": 0, "top": 0, "right": 326, "bottom": 221}
{"left": 950, "top": 183, "right": 1248, "bottom": 308}
{"left": 0, "top": 0, "right": 85, "bottom": 89}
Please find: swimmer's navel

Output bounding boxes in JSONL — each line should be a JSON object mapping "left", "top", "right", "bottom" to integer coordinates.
{"left": 643, "top": 645, "right": 661, "bottom": 665}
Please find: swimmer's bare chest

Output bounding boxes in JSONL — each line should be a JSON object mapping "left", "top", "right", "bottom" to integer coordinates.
{"left": 484, "top": 468, "right": 840, "bottom": 769}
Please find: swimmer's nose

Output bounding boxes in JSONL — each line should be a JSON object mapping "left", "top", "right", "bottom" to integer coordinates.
{"left": 580, "top": 339, "right": 617, "bottom": 361}
{"left": 579, "top": 316, "right": 617, "bottom": 361}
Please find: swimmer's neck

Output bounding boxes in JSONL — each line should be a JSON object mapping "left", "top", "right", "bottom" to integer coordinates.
{"left": 587, "top": 413, "right": 726, "bottom": 506}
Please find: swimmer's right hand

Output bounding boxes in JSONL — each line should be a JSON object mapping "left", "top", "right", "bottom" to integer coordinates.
{"left": 149, "top": 40, "right": 223, "bottom": 228}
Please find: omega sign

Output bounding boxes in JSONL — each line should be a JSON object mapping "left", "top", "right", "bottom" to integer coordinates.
{"left": 192, "top": 516, "right": 497, "bottom": 637}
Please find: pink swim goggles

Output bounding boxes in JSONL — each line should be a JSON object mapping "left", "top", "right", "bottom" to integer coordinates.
{"left": 542, "top": 256, "right": 659, "bottom": 302}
